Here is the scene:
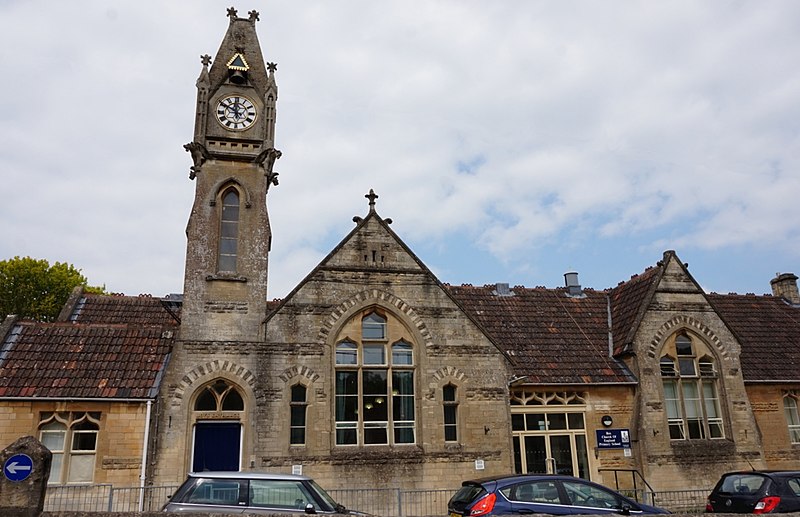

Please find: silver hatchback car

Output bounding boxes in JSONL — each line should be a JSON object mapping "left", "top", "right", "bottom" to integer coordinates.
{"left": 162, "top": 471, "right": 368, "bottom": 515}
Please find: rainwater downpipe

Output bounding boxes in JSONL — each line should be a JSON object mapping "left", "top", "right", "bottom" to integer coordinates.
{"left": 138, "top": 400, "right": 153, "bottom": 513}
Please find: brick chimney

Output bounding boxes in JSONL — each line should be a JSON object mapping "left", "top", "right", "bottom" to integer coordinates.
{"left": 770, "top": 273, "right": 800, "bottom": 304}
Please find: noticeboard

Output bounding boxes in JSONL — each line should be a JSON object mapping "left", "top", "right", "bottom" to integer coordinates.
{"left": 595, "top": 428, "right": 631, "bottom": 449}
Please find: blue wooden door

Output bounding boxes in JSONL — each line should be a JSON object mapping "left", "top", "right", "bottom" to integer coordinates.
{"left": 192, "top": 422, "right": 241, "bottom": 472}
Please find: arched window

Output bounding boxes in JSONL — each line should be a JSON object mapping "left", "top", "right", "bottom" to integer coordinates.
{"left": 194, "top": 379, "right": 244, "bottom": 412}
{"left": 218, "top": 188, "right": 240, "bottom": 272}
{"left": 660, "top": 332, "right": 723, "bottom": 440}
{"left": 362, "top": 312, "right": 386, "bottom": 340}
{"left": 39, "top": 412, "right": 100, "bottom": 484}
{"left": 290, "top": 384, "right": 308, "bottom": 446}
{"left": 443, "top": 384, "right": 458, "bottom": 442}
{"left": 334, "top": 309, "right": 416, "bottom": 446}
{"left": 784, "top": 395, "right": 800, "bottom": 444}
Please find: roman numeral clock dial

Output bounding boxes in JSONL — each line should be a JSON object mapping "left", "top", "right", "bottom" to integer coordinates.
{"left": 216, "top": 95, "right": 257, "bottom": 130}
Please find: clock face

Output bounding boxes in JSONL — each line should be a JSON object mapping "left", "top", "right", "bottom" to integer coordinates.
{"left": 216, "top": 95, "right": 257, "bottom": 130}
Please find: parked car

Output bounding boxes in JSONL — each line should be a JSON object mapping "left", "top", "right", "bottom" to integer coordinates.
{"left": 162, "top": 471, "right": 369, "bottom": 514}
{"left": 706, "top": 471, "right": 800, "bottom": 513}
{"left": 447, "top": 474, "right": 670, "bottom": 516}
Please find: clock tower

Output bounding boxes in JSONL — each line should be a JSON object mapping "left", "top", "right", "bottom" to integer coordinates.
{"left": 180, "top": 7, "right": 279, "bottom": 341}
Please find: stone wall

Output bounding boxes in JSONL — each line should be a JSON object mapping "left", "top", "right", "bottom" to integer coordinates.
{"left": 0, "top": 402, "right": 148, "bottom": 487}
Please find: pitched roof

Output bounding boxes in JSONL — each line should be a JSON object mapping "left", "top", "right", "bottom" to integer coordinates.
{"left": 608, "top": 266, "right": 663, "bottom": 356}
{"left": 0, "top": 321, "right": 173, "bottom": 399}
{"left": 707, "top": 293, "right": 800, "bottom": 382}
{"left": 64, "top": 293, "right": 181, "bottom": 326}
{"left": 446, "top": 284, "right": 636, "bottom": 385}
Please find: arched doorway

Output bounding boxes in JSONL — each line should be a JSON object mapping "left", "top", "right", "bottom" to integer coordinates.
{"left": 191, "top": 379, "right": 245, "bottom": 472}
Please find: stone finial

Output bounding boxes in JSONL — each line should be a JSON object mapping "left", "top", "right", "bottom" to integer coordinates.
{"left": 200, "top": 54, "right": 212, "bottom": 67}
{"left": 248, "top": 10, "right": 260, "bottom": 22}
{"left": 366, "top": 189, "right": 378, "bottom": 211}
{"left": 227, "top": 6, "right": 238, "bottom": 19}
{"left": 267, "top": 62, "right": 278, "bottom": 73}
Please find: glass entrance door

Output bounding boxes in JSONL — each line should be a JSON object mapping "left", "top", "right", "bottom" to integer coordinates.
{"left": 512, "top": 411, "right": 590, "bottom": 479}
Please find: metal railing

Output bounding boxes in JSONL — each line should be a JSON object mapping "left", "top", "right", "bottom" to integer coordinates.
{"left": 43, "top": 482, "right": 709, "bottom": 515}
{"left": 44, "top": 484, "right": 178, "bottom": 512}
{"left": 651, "top": 488, "right": 710, "bottom": 513}
{"left": 328, "top": 488, "right": 457, "bottom": 517}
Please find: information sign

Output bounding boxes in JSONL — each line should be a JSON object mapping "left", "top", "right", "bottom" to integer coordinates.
{"left": 595, "top": 428, "right": 631, "bottom": 449}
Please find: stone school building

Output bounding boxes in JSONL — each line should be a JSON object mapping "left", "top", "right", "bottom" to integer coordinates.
{"left": 2, "top": 7, "right": 800, "bottom": 496}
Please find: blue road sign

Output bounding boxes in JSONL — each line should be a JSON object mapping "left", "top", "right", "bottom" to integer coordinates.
{"left": 4, "top": 453, "right": 34, "bottom": 482}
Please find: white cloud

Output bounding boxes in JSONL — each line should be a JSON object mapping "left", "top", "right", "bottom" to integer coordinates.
{"left": 1, "top": 0, "right": 798, "bottom": 298}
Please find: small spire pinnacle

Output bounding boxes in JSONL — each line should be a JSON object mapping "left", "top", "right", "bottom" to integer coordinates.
{"left": 267, "top": 62, "right": 278, "bottom": 73}
{"left": 366, "top": 189, "right": 378, "bottom": 211}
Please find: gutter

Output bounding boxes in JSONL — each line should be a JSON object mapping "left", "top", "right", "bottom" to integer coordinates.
{"left": 0, "top": 397, "right": 154, "bottom": 402}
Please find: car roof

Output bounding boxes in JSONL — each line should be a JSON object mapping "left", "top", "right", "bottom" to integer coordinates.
{"left": 464, "top": 473, "right": 566, "bottom": 485}
{"left": 723, "top": 470, "right": 800, "bottom": 477}
{"left": 187, "top": 471, "right": 312, "bottom": 481}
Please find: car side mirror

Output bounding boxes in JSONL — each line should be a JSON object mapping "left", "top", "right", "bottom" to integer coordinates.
{"left": 618, "top": 503, "right": 631, "bottom": 516}
{"left": 305, "top": 503, "right": 317, "bottom": 514}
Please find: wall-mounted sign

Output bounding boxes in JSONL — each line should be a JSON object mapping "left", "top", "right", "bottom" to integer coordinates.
{"left": 595, "top": 428, "right": 631, "bottom": 449}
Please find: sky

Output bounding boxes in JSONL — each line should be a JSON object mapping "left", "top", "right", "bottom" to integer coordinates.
{"left": 1, "top": 1, "right": 799, "bottom": 300}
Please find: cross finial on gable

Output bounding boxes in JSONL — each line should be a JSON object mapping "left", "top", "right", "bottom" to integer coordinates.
{"left": 248, "top": 10, "right": 260, "bottom": 22}
{"left": 365, "top": 189, "right": 378, "bottom": 211}
{"left": 227, "top": 7, "right": 238, "bottom": 19}
{"left": 200, "top": 54, "right": 212, "bottom": 67}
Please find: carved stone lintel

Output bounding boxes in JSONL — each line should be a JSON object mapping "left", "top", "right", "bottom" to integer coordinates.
{"left": 184, "top": 142, "right": 210, "bottom": 180}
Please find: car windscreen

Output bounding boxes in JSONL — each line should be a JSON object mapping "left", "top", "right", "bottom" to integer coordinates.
{"left": 307, "top": 479, "right": 341, "bottom": 512}
{"left": 249, "top": 479, "right": 320, "bottom": 511}
{"left": 717, "top": 474, "right": 769, "bottom": 495}
{"left": 451, "top": 484, "right": 487, "bottom": 505}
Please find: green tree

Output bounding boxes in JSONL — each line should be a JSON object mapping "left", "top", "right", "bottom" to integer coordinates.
{"left": 0, "top": 256, "right": 104, "bottom": 322}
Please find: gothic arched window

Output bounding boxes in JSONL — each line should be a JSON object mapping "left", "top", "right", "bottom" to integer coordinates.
{"left": 290, "top": 384, "right": 308, "bottom": 446}
{"left": 194, "top": 379, "right": 244, "bottom": 412}
{"left": 660, "top": 332, "right": 724, "bottom": 440}
{"left": 38, "top": 412, "right": 100, "bottom": 484}
{"left": 334, "top": 309, "right": 416, "bottom": 446}
{"left": 218, "top": 188, "right": 240, "bottom": 272}
{"left": 443, "top": 384, "right": 459, "bottom": 442}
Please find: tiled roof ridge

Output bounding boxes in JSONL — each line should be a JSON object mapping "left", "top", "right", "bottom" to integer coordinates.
{"left": 445, "top": 283, "right": 602, "bottom": 293}
{"left": 87, "top": 292, "right": 165, "bottom": 299}
{"left": 15, "top": 320, "right": 171, "bottom": 329}
{"left": 708, "top": 291, "right": 774, "bottom": 298}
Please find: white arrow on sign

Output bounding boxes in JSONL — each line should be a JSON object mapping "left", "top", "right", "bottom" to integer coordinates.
{"left": 6, "top": 462, "right": 32, "bottom": 475}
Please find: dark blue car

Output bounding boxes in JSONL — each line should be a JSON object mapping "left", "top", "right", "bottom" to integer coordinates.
{"left": 447, "top": 474, "right": 670, "bottom": 516}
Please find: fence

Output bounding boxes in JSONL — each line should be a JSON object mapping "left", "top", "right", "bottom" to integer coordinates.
{"left": 45, "top": 484, "right": 179, "bottom": 512}
{"left": 650, "top": 488, "right": 710, "bottom": 514}
{"left": 43, "top": 483, "right": 709, "bottom": 516}
{"left": 329, "top": 488, "right": 457, "bottom": 517}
